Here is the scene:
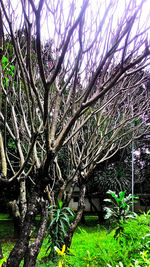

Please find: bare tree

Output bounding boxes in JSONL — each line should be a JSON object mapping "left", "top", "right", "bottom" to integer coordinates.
{"left": 62, "top": 71, "right": 150, "bottom": 245}
{"left": 0, "top": 0, "right": 150, "bottom": 266}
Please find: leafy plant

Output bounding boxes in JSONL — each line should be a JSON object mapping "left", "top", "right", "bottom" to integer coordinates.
{"left": 104, "top": 190, "right": 138, "bottom": 238}
{"left": 47, "top": 200, "right": 74, "bottom": 260}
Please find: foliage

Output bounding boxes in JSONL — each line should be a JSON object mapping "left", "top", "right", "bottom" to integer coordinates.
{"left": 106, "top": 212, "right": 150, "bottom": 266}
{"left": 132, "top": 250, "right": 150, "bottom": 267}
{"left": 2, "top": 56, "right": 14, "bottom": 87}
{"left": 2, "top": 56, "right": 14, "bottom": 76}
{"left": 46, "top": 201, "right": 74, "bottom": 260}
{"left": 107, "top": 262, "right": 124, "bottom": 267}
{"left": 135, "top": 210, "right": 150, "bottom": 226}
{"left": 104, "top": 190, "right": 138, "bottom": 238}
{"left": 118, "top": 212, "right": 150, "bottom": 253}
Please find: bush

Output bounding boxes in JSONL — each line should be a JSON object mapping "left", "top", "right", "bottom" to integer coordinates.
{"left": 119, "top": 212, "right": 150, "bottom": 265}
{"left": 103, "top": 212, "right": 150, "bottom": 266}
{"left": 104, "top": 190, "right": 138, "bottom": 238}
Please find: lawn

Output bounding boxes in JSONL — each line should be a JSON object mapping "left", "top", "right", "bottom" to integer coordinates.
{"left": 0, "top": 214, "right": 150, "bottom": 266}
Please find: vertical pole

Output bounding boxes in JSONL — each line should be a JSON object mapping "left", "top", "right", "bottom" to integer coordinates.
{"left": 131, "top": 104, "right": 134, "bottom": 212}
{"left": 132, "top": 138, "right": 134, "bottom": 212}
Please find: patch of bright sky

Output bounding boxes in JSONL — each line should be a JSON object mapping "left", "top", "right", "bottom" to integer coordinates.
{"left": 8, "top": 0, "right": 150, "bottom": 40}
{"left": 4, "top": 0, "right": 150, "bottom": 76}
{"left": 39, "top": 0, "right": 150, "bottom": 82}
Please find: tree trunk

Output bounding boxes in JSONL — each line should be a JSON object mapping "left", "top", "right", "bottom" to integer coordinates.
{"left": 6, "top": 188, "right": 38, "bottom": 267}
{"left": 19, "top": 179, "right": 27, "bottom": 224}
{"left": 23, "top": 200, "right": 48, "bottom": 267}
{"left": 65, "top": 176, "right": 78, "bottom": 206}
{"left": 0, "top": 242, "right": 3, "bottom": 259}
{"left": 88, "top": 195, "right": 105, "bottom": 223}
{"left": 65, "top": 183, "right": 86, "bottom": 248}
{"left": 8, "top": 200, "right": 21, "bottom": 239}
{"left": 81, "top": 213, "right": 86, "bottom": 225}
{"left": 13, "top": 216, "right": 21, "bottom": 239}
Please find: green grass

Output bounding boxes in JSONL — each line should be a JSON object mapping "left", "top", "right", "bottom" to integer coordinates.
{"left": 65, "top": 224, "right": 109, "bottom": 266}
{"left": 37, "top": 214, "right": 150, "bottom": 267}
{"left": 0, "top": 221, "right": 13, "bottom": 239}
{"left": 0, "top": 214, "right": 150, "bottom": 266}
{"left": 0, "top": 214, "right": 10, "bottom": 220}
{"left": 0, "top": 213, "right": 14, "bottom": 239}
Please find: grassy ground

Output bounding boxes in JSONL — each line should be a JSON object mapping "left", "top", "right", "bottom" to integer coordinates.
{"left": 0, "top": 215, "right": 107, "bottom": 266}
{"left": 37, "top": 217, "right": 108, "bottom": 266}
{"left": 0, "top": 214, "right": 13, "bottom": 239}
{"left": 0, "top": 214, "right": 150, "bottom": 266}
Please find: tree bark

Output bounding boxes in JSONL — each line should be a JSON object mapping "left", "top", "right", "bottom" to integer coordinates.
{"left": 65, "top": 176, "right": 78, "bottom": 206}
{"left": 23, "top": 200, "right": 48, "bottom": 267}
{"left": 13, "top": 216, "right": 21, "bottom": 239}
{"left": 6, "top": 188, "right": 38, "bottom": 267}
{"left": 88, "top": 195, "right": 105, "bottom": 223}
{"left": 81, "top": 213, "right": 86, "bottom": 225}
{"left": 65, "top": 183, "right": 86, "bottom": 248}
{"left": 19, "top": 179, "right": 27, "bottom": 224}
{"left": 8, "top": 200, "right": 21, "bottom": 239}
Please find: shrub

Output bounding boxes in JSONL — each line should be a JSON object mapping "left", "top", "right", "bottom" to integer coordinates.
{"left": 104, "top": 190, "right": 138, "bottom": 238}
{"left": 46, "top": 200, "right": 74, "bottom": 261}
{"left": 118, "top": 212, "right": 150, "bottom": 264}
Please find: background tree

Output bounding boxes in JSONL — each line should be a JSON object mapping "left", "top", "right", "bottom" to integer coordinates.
{"left": 61, "top": 70, "right": 150, "bottom": 245}
{"left": 0, "top": 0, "right": 150, "bottom": 266}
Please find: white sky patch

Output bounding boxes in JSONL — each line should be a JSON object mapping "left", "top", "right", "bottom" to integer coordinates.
{"left": 7, "top": 0, "right": 150, "bottom": 41}
{"left": 134, "top": 149, "right": 141, "bottom": 157}
{"left": 145, "top": 148, "right": 150, "bottom": 154}
{"left": 3, "top": 0, "right": 150, "bottom": 81}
